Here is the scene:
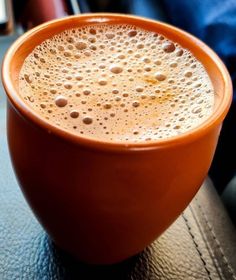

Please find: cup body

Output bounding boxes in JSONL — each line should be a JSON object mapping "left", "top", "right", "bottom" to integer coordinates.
{"left": 2, "top": 14, "right": 232, "bottom": 264}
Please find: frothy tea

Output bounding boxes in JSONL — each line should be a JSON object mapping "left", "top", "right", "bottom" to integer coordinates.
{"left": 19, "top": 24, "right": 214, "bottom": 142}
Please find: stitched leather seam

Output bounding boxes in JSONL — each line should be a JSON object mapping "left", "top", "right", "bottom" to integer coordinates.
{"left": 182, "top": 212, "right": 212, "bottom": 280}
{"left": 189, "top": 204, "right": 225, "bottom": 280}
{"left": 194, "top": 197, "right": 236, "bottom": 280}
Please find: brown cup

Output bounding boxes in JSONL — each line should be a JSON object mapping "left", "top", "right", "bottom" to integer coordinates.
{"left": 2, "top": 14, "right": 232, "bottom": 264}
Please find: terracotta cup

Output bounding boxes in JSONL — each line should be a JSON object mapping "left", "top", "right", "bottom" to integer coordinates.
{"left": 2, "top": 14, "right": 232, "bottom": 264}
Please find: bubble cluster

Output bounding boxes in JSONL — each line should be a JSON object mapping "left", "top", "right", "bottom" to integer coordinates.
{"left": 19, "top": 23, "right": 214, "bottom": 142}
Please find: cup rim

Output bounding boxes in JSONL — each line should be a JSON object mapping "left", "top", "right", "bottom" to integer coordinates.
{"left": 2, "top": 13, "right": 232, "bottom": 151}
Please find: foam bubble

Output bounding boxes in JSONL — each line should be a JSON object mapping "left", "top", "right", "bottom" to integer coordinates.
{"left": 99, "top": 63, "right": 106, "bottom": 69}
{"left": 24, "top": 74, "right": 33, "bottom": 84}
{"left": 137, "top": 43, "right": 144, "bottom": 49}
{"left": 192, "top": 107, "right": 202, "bottom": 114}
{"left": 176, "top": 49, "right": 184, "bottom": 56}
{"left": 84, "top": 51, "right": 91, "bottom": 57}
{"left": 64, "top": 83, "right": 73, "bottom": 89}
{"left": 83, "top": 116, "right": 93, "bottom": 124}
{"left": 117, "top": 54, "right": 125, "bottom": 59}
{"left": 55, "top": 96, "right": 68, "bottom": 107}
{"left": 104, "top": 103, "right": 112, "bottom": 109}
{"left": 106, "top": 33, "right": 115, "bottom": 39}
{"left": 89, "top": 28, "right": 96, "bottom": 35}
{"left": 76, "top": 75, "right": 83, "bottom": 81}
{"left": 163, "top": 42, "right": 175, "bottom": 53}
{"left": 142, "top": 57, "right": 151, "bottom": 63}
{"left": 83, "top": 89, "right": 91, "bottom": 95}
{"left": 70, "top": 110, "right": 79, "bottom": 118}
{"left": 109, "top": 64, "right": 123, "bottom": 74}
{"left": 136, "top": 86, "right": 144, "bottom": 92}
{"left": 185, "top": 71, "right": 192, "bottom": 77}
{"left": 112, "top": 89, "right": 119, "bottom": 94}
{"left": 154, "top": 60, "right": 161, "bottom": 65}
{"left": 75, "top": 42, "right": 87, "bottom": 50}
{"left": 50, "top": 89, "right": 57, "bottom": 94}
{"left": 170, "top": 62, "right": 177, "bottom": 68}
{"left": 128, "top": 30, "right": 137, "bottom": 37}
{"left": 155, "top": 72, "right": 166, "bottom": 81}
{"left": 144, "top": 66, "right": 151, "bottom": 72}
{"left": 132, "top": 101, "right": 140, "bottom": 107}
{"left": 64, "top": 51, "right": 72, "bottom": 57}
{"left": 98, "top": 78, "right": 107, "bottom": 86}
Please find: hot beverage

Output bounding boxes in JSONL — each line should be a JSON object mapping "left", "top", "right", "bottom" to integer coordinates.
{"left": 19, "top": 23, "right": 214, "bottom": 142}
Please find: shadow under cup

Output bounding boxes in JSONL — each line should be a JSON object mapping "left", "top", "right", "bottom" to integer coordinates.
{"left": 2, "top": 14, "right": 232, "bottom": 264}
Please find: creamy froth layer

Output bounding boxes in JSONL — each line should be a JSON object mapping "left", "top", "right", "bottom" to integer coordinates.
{"left": 19, "top": 24, "right": 214, "bottom": 142}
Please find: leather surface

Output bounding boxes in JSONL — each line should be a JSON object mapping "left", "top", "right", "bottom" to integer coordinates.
{"left": 1, "top": 38, "right": 236, "bottom": 280}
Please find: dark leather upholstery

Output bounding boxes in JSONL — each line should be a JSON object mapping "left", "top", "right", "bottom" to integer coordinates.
{"left": 1, "top": 36, "right": 236, "bottom": 280}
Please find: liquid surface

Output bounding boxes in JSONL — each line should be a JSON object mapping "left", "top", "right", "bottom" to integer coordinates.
{"left": 19, "top": 24, "right": 214, "bottom": 142}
